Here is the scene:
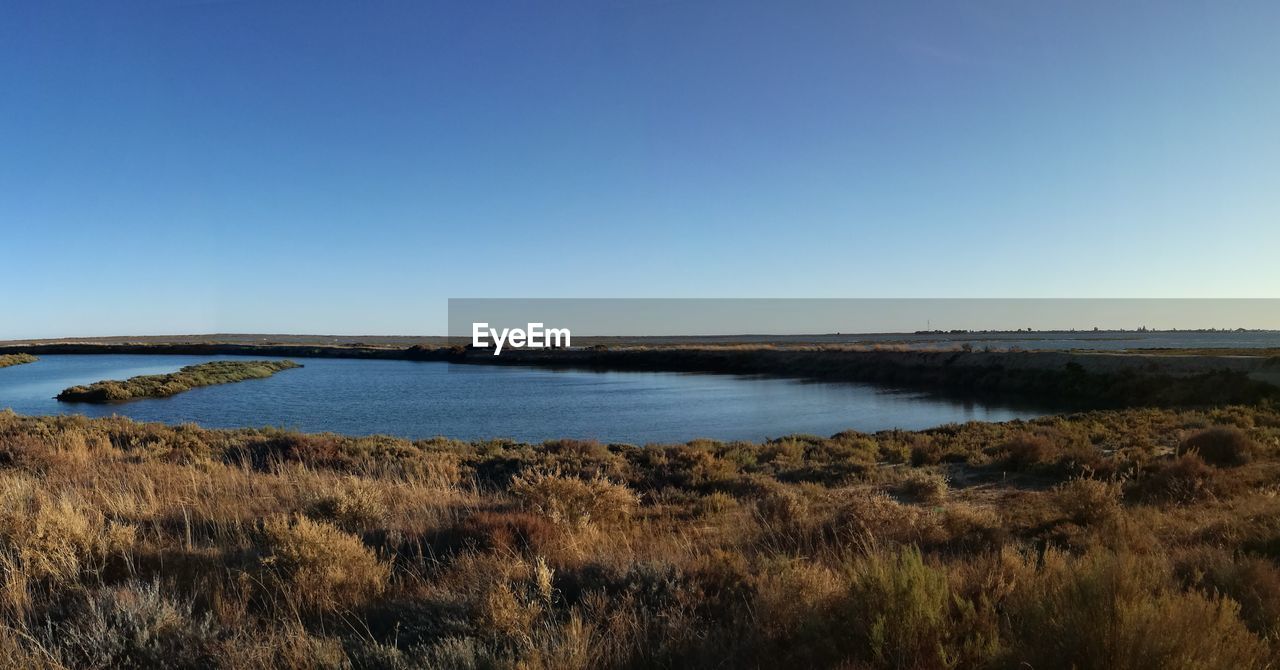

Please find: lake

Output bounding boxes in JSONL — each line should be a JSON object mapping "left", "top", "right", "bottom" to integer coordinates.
{"left": 0, "top": 355, "right": 1050, "bottom": 443}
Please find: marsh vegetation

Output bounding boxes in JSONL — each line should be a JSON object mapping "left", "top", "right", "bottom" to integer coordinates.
{"left": 55, "top": 360, "right": 302, "bottom": 404}
{"left": 0, "top": 354, "right": 37, "bottom": 369}
{"left": 0, "top": 405, "right": 1276, "bottom": 668}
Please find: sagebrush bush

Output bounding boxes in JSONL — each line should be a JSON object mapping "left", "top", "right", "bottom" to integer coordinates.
{"left": 1179, "top": 426, "right": 1258, "bottom": 466}
{"left": 1132, "top": 453, "right": 1216, "bottom": 503}
{"left": 755, "top": 486, "right": 813, "bottom": 530}
{"left": 1004, "top": 549, "right": 1268, "bottom": 669}
{"left": 509, "top": 470, "right": 636, "bottom": 527}
{"left": 896, "top": 470, "right": 949, "bottom": 505}
{"left": 0, "top": 474, "right": 135, "bottom": 592}
{"left": 997, "top": 433, "right": 1057, "bottom": 469}
{"left": 829, "top": 491, "right": 932, "bottom": 547}
{"left": 52, "top": 581, "right": 217, "bottom": 668}
{"left": 909, "top": 439, "right": 944, "bottom": 466}
{"left": 457, "top": 511, "right": 559, "bottom": 555}
{"left": 838, "top": 547, "right": 955, "bottom": 669}
{"left": 259, "top": 515, "right": 390, "bottom": 613}
{"left": 1053, "top": 477, "right": 1123, "bottom": 525}
{"left": 693, "top": 491, "right": 738, "bottom": 517}
{"left": 937, "top": 503, "right": 1007, "bottom": 552}
{"left": 1190, "top": 552, "right": 1280, "bottom": 641}
{"left": 306, "top": 476, "right": 388, "bottom": 531}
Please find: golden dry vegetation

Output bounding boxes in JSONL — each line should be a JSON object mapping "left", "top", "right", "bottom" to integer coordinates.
{"left": 0, "top": 405, "right": 1277, "bottom": 668}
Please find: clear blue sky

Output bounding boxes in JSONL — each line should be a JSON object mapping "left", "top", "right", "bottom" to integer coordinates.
{"left": 2, "top": 0, "right": 1277, "bottom": 338}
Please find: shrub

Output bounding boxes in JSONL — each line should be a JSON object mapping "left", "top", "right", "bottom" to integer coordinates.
{"left": 752, "top": 560, "right": 842, "bottom": 641}
{"left": 0, "top": 475, "right": 135, "bottom": 588}
{"left": 51, "top": 581, "right": 217, "bottom": 668}
{"left": 1179, "top": 427, "right": 1258, "bottom": 466}
{"left": 693, "top": 491, "right": 738, "bottom": 517}
{"left": 259, "top": 515, "right": 390, "bottom": 613}
{"left": 937, "top": 503, "right": 1008, "bottom": 552}
{"left": 306, "top": 476, "right": 388, "bottom": 531}
{"left": 910, "top": 440, "right": 944, "bottom": 466}
{"left": 1004, "top": 549, "right": 1268, "bottom": 669}
{"left": 455, "top": 511, "right": 559, "bottom": 554}
{"left": 413, "top": 637, "right": 490, "bottom": 669}
{"left": 760, "top": 438, "right": 805, "bottom": 468}
{"left": 754, "top": 486, "right": 812, "bottom": 529}
{"left": 509, "top": 470, "right": 636, "bottom": 527}
{"left": 1132, "top": 453, "right": 1216, "bottom": 503}
{"left": 828, "top": 491, "right": 933, "bottom": 547}
{"left": 1052, "top": 477, "right": 1123, "bottom": 525}
{"left": 476, "top": 581, "right": 541, "bottom": 643}
{"left": 250, "top": 624, "right": 351, "bottom": 670}
{"left": 837, "top": 547, "right": 956, "bottom": 669}
{"left": 997, "top": 433, "right": 1057, "bottom": 470}
{"left": 1194, "top": 554, "right": 1280, "bottom": 640}
{"left": 896, "top": 470, "right": 949, "bottom": 505}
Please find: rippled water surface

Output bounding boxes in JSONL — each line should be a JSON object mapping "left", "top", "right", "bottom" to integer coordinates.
{"left": 0, "top": 355, "right": 1052, "bottom": 443}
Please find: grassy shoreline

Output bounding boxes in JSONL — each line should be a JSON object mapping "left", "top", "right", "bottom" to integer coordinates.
{"left": 55, "top": 360, "right": 302, "bottom": 403}
{"left": 0, "top": 406, "right": 1277, "bottom": 667}
{"left": 468, "top": 346, "right": 1280, "bottom": 409}
{"left": 0, "top": 353, "right": 37, "bottom": 369}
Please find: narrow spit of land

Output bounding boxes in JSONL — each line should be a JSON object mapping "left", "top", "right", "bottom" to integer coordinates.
{"left": 0, "top": 353, "right": 37, "bottom": 369}
{"left": 55, "top": 359, "right": 302, "bottom": 403}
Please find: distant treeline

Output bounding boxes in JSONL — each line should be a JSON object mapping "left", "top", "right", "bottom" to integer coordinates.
{"left": 56, "top": 360, "right": 302, "bottom": 403}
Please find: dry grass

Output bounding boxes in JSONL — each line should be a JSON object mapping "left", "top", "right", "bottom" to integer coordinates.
{"left": 0, "top": 404, "right": 1275, "bottom": 667}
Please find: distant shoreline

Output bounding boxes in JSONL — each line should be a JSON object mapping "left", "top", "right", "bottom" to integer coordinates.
{"left": 2, "top": 328, "right": 1278, "bottom": 349}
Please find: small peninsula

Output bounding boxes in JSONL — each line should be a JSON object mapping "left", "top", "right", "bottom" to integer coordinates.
{"left": 0, "top": 353, "right": 37, "bottom": 368}
{"left": 56, "top": 359, "right": 302, "bottom": 403}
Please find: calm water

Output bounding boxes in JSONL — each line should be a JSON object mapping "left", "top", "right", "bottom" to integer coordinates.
{"left": 0, "top": 355, "right": 1049, "bottom": 443}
